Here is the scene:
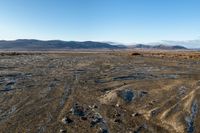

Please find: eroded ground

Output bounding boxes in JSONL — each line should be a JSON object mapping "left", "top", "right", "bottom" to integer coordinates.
{"left": 0, "top": 51, "right": 200, "bottom": 133}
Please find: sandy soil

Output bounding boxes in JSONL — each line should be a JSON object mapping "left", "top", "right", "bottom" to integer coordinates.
{"left": 0, "top": 51, "right": 200, "bottom": 133}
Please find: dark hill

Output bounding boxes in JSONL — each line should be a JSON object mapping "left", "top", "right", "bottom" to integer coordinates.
{"left": 0, "top": 39, "right": 124, "bottom": 50}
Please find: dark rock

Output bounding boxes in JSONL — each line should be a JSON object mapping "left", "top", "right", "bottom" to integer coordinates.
{"left": 1, "top": 80, "right": 16, "bottom": 92}
{"left": 89, "top": 112, "right": 109, "bottom": 133}
{"left": 100, "top": 128, "right": 109, "bottom": 133}
{"left": 148, "top": 102, "right": 154, "bottom": 106}
{"left": 118, "top": 89, "right": 135, "bottom": 102}
{"left": 114, "top": 118, "right": 122, "bottom": 123}
{"left": 62, "top": 117, "right": 73, "bottom": 124}
{"left": 6, "top": 81, "right": 16, "bottom": 86}
{"left": 131, "top": 112, "right": 141, "bottom": 117}
{"left": 81, "top": 116, "right": 87, "bottom": 121}
{"left": 93, "top": 104, "right": 98, "bottom": 109}
{"left": 150, "top": 108, "right": 159, "bottom": 117}
{"left": 115, "top": 112, "right": 121, "bottom": 117}
{"left": 178, "top": 86, "right": 187, "bottom": 96}
{"left": 60, "top": 129, "right": 67, "bottom": 133}
{"left": 134, "top": 124, "right": 147, "bottom": 133}
{"left": 89, "top": 104, "right": 98, "bottom": 109}
{"left": 100, "top": 88, "right": 111, "bottom": 93}
{"left": 131, "top": 53, "right": 141, "bottom": 56}
{"left": 71, "top": 103, "right": 85, "bottom": 117}
{"left": 139, "top": 91, "right": 148, "bottom": 97}
{"left": 90, "top": 115, "right": 102, "bottom": 127}
{"left": 2, "top": 85, "right": 13, "bottom": 92}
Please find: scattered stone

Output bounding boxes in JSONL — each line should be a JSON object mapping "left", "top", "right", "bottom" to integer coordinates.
{"left": 71, "top": 103, "right": 85, "bottom": 117}
{"left": 148, "top": 102, "right": 154, "bottom": 106}
{"left": 6, "top": 80, "right": 16, "bottom": 86}
{"left": 90, "top": 113, "right": 103, "bottom": 127}
{"left": 89, "top": 104, "right": 98, "bottom": 109}
{"left": 2, "top": 81, "right": 16, "bottom": 92}
{"left": 134, "top": 124, "right": 147, "bottom": 133}
{"left": 60, "top": 129, "right": 67, "bottom": 133}
{"left": 89, "top": 112, "right": 109, "bottom": 133}
{"left": 81, "top": 116, "right": 87, "bottom": 121}
{"left": 150, "top": 108, "right": 159, "bottom": 117}
{"left": 139, "top": 91, "right": 148, "bottom": 97}
{"left": 114, "top": 118, "right": 122, "bottom": 123}
{"left": 2, "top": 85, "right": 13, "bottom": 92}
{"left": 92, "top": 104, "right": 98, "bottom": 109}
{"left": 100, "top": 128, "right": 109, "bottom": 133}
{"left": 62, "top": 117, "right": 73, "bottom": 124}
{"left": 115, "top": 112, "right": 121, "bottom": 117}
{"left": 115, "top": 103, "right": 119, "bottom": 107}
{"left": 148, "top": 100, "right": 156, "bottom": 106}
{"left": 178, "top": 86, "right": 187, "bottom": 96}
{"left": 152, "top": 100, "right": 157, "bottom": 103}
{"left": 131, "top": 112, "right": 141, "bottom": 117}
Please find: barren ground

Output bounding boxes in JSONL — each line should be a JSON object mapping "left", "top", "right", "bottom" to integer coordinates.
{"left": 0, "top": 51, "right": 200, "bottom": 133}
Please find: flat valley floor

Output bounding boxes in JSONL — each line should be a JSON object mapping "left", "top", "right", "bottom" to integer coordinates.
{"left": 0, "top": 51, "right": 200, "bottom": 133}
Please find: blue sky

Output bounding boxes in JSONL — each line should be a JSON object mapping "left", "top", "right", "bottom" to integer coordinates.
{"left": 0, "top": 0, "right": 200, "bottom": 46}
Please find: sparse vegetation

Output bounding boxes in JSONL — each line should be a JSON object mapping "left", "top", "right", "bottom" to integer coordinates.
{"left": 0, "top": 51, "right": 200, "bottom": 133}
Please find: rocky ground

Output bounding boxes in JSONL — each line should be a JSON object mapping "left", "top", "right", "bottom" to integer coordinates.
{"left": 0, "top": 51, "right": 200, "bottom": 133}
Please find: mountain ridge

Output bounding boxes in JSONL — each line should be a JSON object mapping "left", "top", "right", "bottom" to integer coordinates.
{"left": 0, "top": 39, "right": 123, "bottom": 50}
{"left": 0, "top": 39, "right": 189, "bottom": 50}
{"left": 127, "top": 44, "right": 188, "bottom": 50}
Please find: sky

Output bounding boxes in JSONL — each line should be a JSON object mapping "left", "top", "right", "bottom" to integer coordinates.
{"left": 0, "top": 0, "right": 200, "bottom": 47}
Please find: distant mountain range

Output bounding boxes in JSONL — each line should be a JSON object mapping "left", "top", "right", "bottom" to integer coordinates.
{"left": 0, "top": 39, "right": 189, "bottom": 51}
{"left": 0, "top": 39, "right": 123, "bottom": 50}
{"left": 130, "top": 44, "right": 187, "bottom": 50}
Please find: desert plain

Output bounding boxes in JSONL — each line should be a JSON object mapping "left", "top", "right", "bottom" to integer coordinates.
{"left": 0, "top": 51, "right": 200, "bottom": 133}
